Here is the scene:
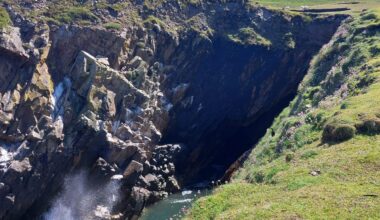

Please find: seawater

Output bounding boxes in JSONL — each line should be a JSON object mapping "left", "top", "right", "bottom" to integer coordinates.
{"left": 140, "top": 189, "right": 211, "bottom": 220}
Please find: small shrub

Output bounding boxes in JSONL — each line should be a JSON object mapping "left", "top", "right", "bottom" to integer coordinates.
{"left": 340, "top": 102, "right": 348, "bottom": 109}
{"left": 43, "top": 17, "right": 61, "bottom": 26}
{"left": 357, "top": 73, "right": 376, "bottom": 88}
{"left": 228, "top": 27, "right": 271, "bottom": 47}
{"left": 104, "top": 22, "right": 121, "bottom": 30}
{"left": 144, "top": 15, "right": 164, "bottom": 26}
{"left": 361, "top": 12, "right": 378, "bottom": 21}
{"left": 355, "top": 117, "right": 380, "bottom": 134}
{"left": 253, "top": 171, "right": 265, "bottom": 183}
{"left": 322, "top": 123, "right": 356, "bottom": 143}
{"left": 266, "top": 168, "right": 277, "bottom": 180}
{"left": 136, "top": 42, "right": 146, "bottom": 48}
{"left": 370, "top": 44, "right": 380, "bottom": 55}
{"left": 305, "top": 111, "right": 327, "bottom": 129}
{"left": 293, "top": 125, "right": 319, "bottom": 148}
{"left": 285, "top": 153, "right": 294, "bottom": 162}
{"left": 110, "top": 2, "right": 129, "bottom": 12}
{"left": 283, "top": 32, "right": 295, "bottom": 49}
{"left": 301, "top": 150, "right": 318, "bottom": 159}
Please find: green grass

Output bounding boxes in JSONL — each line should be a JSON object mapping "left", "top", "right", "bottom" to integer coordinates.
{"left": 53, "top": 6, "right": 98, "bottom": 24}
{"left": 0, "top": 7, "right": 10, "bottom": 28}
{"left": 143, "top": 15, "right": 165, "bottom": 26}
{"left": 186, "top": 8, "right": 380, "bottom": 220}
{"left": 227, "top": 27, "right": 272, "bottom": 47}
{"left": 104, "top": 22, "right": 121, "bottom": 30}
{"left": 250, "top": 0, "right": 380, "bottom": 16}
{"left": 300, "top": 150, "right": 318, "bottom": 159}
{"left": 142, "top": 15, "right": 178, "bottom": 34}
{"left": 187, "top": 135, "right": 380, "bottom": 220}
{"left": 251, "top": 0, "right": 360, "bottom": 7}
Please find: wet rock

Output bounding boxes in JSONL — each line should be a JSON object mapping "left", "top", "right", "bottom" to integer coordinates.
{"left": 91, "top": 157, "right": 118, "bottom": 182}
{"left": 144, "top": 174, "right": 160, "bottom": 191}
{"left": 7, "top": 157, "right": 32, "bottom": 174}
{"left": 26, "top": 130, "right": 42, "bottom": 141}
{"left": 104, "top": 90, "right": 117, "bottom": 118}
{"left": 167, "top": 162, "right": 175, "bottom": 173}
{"left": 115, "top": 124, "right": 133, "bottom": 140}
{"left": 0, "top": 182, "right": 10, "bottom": 198}
{"left": 106, "top": 137, "right": 139, "bottom": 166}
{"left": 166, "top": 176, "right": 180, "bottom": 192}
{"left": 131, "top": 187, "right": 151, "bottom": 213}
{"left": 3, "top": 157, "right": 32, "bottom": 186}
{"left": 4, "top": 194, "right": 15, "bottom": 206}
{"left": 172, "top": 83, "right": 189, "bottom": 104}
{"left": 127, "top": 56, "right": 143, "bottom": 69}
{"left": 96, "top": 56, "right": 110, "bottom": 66}
{"left": 123, "top": 160, "right": 143, "bottom": 179}
{"left": 93, "top": 205, "right": 112, "bottom": 220}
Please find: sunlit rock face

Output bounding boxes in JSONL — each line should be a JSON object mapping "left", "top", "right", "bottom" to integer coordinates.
{"left": 0, "top": 1, "right": 347, "bottom": 219}
{"left": 0, "top": 26, "right": 175, "bottom": 219}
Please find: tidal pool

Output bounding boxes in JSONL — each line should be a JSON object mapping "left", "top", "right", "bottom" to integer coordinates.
{"left": 140, "top": 189, "right": 211, "bottom": 220}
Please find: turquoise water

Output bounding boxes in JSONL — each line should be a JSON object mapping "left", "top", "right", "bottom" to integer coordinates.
{"left": 140, "top": 189, "right": 211, "bottom": 220}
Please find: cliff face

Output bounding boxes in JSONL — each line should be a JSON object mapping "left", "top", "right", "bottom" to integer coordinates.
{"left": 162, "top": 15, "right": 344, "bottom": 184}
{"left": 0, "top": 23, "right": 176, "bottom": 219}
{"left": 0, "top": 1, "right": 346, "bottom": 219}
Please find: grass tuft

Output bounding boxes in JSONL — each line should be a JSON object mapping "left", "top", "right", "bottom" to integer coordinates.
{"left": 0, "top": 7, "right": 10, "bottom": 28}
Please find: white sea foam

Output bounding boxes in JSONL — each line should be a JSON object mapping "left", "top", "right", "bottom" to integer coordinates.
{"left": 43, "top": 171, "right": 120, "bottom": 220}
{"left": 171, "top": 198, "right": 193, "bottom": 204}
{"left": 0, "top": 147, "right": 11, "bottom": 163}
{"left": 181, "top": 190, "right": 192, "bottom": 196}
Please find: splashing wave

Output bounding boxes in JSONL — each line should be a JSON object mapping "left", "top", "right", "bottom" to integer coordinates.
{"left": 43, "top": 171, "right": 119, "bottom": 220}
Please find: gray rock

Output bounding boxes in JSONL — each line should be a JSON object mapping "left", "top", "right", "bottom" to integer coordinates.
{"left": 123, "top": 160, "right": 143, "bottom": 178}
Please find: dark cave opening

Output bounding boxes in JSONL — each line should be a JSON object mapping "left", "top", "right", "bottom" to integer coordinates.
{"left": 185, "top": 92, "right": 298, "bottom": 185}
{"left": 160, "top": 35, "right": 327, "bottom": 186}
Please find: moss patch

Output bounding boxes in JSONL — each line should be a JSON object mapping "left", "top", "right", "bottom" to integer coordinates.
{"left": 0, "top": 7, "right": 10, "bottom": 28}
{"left": 104, "top": 22, "right": 121, "bottom": 30}
{"left": 52, "top": 6, "right": 98, "bottom": 24}
{"left": 227, "top": 27, "right": 271, "bottom": 47}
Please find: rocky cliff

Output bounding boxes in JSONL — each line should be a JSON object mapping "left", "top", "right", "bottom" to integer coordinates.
{"left": 0, "top": 1, "right": 346, "bottom": 219}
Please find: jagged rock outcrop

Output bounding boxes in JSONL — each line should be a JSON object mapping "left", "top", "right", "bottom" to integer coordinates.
{"left": 0, "top": 23, "right": 177, "bottom": 219}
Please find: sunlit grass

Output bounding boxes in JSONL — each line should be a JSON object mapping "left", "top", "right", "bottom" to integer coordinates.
{"left": 250, "top": 0, "right": 380, "bottom": 16}
{"left": 0, "top": 7, "right": 10, "bottom": 28}
{"left": 187, "top": 135, "right": 380, "bottom": 219}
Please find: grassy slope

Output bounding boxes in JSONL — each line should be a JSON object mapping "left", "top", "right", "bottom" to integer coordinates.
{"left": 251, "top": 0, "right": 380, "bottom": 12}
{"left": 187, "top": 7, "right": 380, "bottom": 220}
{"left": 188, "top": 136, "right": 380, "bottom": 219}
